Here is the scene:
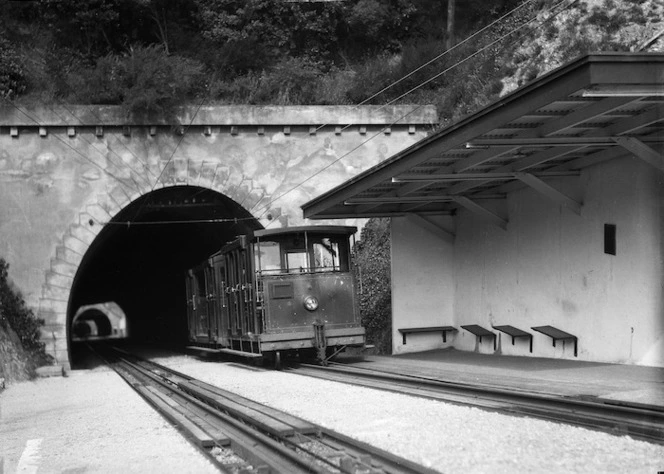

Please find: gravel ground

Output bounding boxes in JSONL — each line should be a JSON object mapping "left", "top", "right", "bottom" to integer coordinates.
{"left": 149, "top": 353, "right": 664, "bottom": 474}
{"left": 0, "top": 367, "right": 219, "bottom": 474}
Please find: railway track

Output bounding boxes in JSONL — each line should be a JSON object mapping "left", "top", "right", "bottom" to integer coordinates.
{"left": 95, "top": 345, "right": 434, "bottom": 474}
{"left": 286, "top": 361, "right": 664, "bottom": 445}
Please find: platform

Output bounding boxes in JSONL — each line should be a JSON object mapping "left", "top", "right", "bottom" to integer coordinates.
{"left": 344, "top": 348, "right": 664, "bottom": 408}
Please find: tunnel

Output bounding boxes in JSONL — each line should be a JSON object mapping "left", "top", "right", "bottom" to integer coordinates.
{"left": 67, "top": 186, "right": 262, "bottom": 368}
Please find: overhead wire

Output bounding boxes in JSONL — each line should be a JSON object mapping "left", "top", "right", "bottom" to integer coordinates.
{"left": 314, "top": 0, "right": 544, "bottom": 136}
{"left": 1, "top": 98, "right": 143, "bottom": 193}
{"left": 126, "top": 92, "right": 213, "bottom": 223}
{"left": 13, "top": 55, "right": 161, "bottom": 184}
{"left": 251, "top": 0, "right": 579, "bottom": 222}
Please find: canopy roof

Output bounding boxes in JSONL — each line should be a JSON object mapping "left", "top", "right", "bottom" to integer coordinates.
{"left": 302, "top": 53, "right": 664, "bottom": 224}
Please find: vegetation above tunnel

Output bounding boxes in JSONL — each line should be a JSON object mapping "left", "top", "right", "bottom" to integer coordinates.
{"left": 1, "top": 0, "right": 661, "bottom": 125}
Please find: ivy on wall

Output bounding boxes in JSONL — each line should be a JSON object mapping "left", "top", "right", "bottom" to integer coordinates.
{"left": 353, "top": 218, "right": 392, "bottom": 354}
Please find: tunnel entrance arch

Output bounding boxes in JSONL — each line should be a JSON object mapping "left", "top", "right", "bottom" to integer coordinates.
{"left": 65, "top": 186, "right": 262, "bottom": 368}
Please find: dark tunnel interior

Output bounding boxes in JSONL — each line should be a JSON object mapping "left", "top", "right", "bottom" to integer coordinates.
{"left": 67, "top": 186, "right": 262, "bottom": 365}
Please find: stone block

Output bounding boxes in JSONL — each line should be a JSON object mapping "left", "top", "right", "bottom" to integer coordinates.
{"left": 42, "top": 285, "right": 71, "bottom": 301}
{"left": 45, "top": 271, "right": 74, "bottom": 289}
{"left": 36, "top": 365, "right": 67, "bottom": 377}
{"left": 62, "top": 234, "right": 88, "bottom": 255}
{"left": 85, "top": 204, "right": 112, "bottom": 223}
{"left": 50, "top": 258, "right": 79, "bottom": 277}
{"left": 40, "top": 298, "right": 68, "bottom": 314}
{"left": 69, "top": 224, "right": 96, "bottom": 245}
{"left": 56, "top": 245, "right": 83, "bottom": 265}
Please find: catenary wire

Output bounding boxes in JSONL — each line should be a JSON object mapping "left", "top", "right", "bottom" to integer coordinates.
{"left": 250, "top": 0, "right": 579, "bottom": 221}
{"left": 14, "top": 54, "right": 161, "bottom": 183}
{"left": 1, "top": 98, "right": 143, "bottom": 193}
{"left": 312, "top": 0, "right": 543, "bottom": 136}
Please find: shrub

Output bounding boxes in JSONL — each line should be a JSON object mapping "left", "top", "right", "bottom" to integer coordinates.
{"left": 69, "top": 44, "right": 206, "bottom": 122}
{"left": 0, "top": 35, "right": 27, "bottom": 99}
{"left": 0, "top": 258, "right": 46, "bottom": 356}
{"left": 352, "top": 218, "right": 392, "bottom": 354}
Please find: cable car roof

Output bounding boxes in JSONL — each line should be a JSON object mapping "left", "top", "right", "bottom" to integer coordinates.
{"left": 254, "top": 225, "right": 358, "bottom": 238}
{"left": 301, "top": 53, "right": 664, "bottom": 224}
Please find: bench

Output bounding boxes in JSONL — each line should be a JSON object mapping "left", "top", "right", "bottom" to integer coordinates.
{"left": 531, "top": 325, "right": 578, "bottom": 357}
{"left": 492, "top": 325, "right": 533, "bottom": 353}
{"left": 398, "top": 326, "right": 457, "bottom": 345}
{"left": 460, "top": 324, "right": 496, "bottom": 351}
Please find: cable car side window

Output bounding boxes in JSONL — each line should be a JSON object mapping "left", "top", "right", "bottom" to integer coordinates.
{"left": 255, "top": 240, "right": 281, "bottom": 273}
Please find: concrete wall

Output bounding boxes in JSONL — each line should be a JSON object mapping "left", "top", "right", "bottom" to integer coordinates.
{"left": 391, "top": 215, "right": 456, "bottom": 354}
{"left": 0, "top": 105, "right": 437, "bottom": 367}
{"left": 391, "top": 157, "right": 664, "bottom": 366}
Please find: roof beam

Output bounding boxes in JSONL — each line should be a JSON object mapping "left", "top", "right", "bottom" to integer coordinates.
{"left": 467, "top": 136, "right": 664, "bottom": 147}
{"left": 603, "top": 103, "right": 664, "bottom": 136}
{"left": 581, "top": 84, "right": 664, "bottom": 97}
{"left": 405, "top": 214, "right": 455, "bottom": 244}
{"left": 452, "top": 196, "right": 507, "bottom": 230}
{"left": 514, "top": 173, "right": 582, "bottom": 215}
{"left": 445, "top": 146, "right": 584, "bottom": 195}
{"left": 345, "top": 196, "right": 455, "bottom": 205}
{"left": 614, "top": 137, "right": 664, "bottom": 173}
{"left": 393, "top": 171, "right": 580, "bottom": 182}
{"left": 453, "top": 146, "right": 518, "bottom": 173}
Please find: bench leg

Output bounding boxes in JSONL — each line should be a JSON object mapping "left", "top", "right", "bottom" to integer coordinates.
{"left": 402, "top": 333, "right": 407, "bottom": 345}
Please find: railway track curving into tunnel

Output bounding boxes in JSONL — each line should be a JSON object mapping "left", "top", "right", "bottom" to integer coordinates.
{"left": 92, "top": 345, "right": 434, "bottom": 474}
{"left": 285, "top": 361, "right": 664, "bottom": 445}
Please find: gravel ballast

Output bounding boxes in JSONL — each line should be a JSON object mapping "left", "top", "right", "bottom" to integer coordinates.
{"left": 151, "top": 354, "right": 663, "bottom": 473}
{"left": 0, "top": 368, "right": 219, "bottom": 473}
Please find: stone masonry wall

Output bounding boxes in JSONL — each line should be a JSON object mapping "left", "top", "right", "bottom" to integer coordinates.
{"left": 0, "top": 105, "right": 437, "bottom": 368}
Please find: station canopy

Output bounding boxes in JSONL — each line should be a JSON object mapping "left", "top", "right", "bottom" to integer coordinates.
{"left": 302, "top": 53, "right": 663, "bottom": 225}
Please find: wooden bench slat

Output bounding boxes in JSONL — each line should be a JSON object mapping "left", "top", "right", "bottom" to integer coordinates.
{"left": 460, "top": 325, "right": 496, "bottom": 351}
{"left": 492, "top": 325, "right": 533, "bottom": 352}
{"left": 398, "top": 326, "right": 456, "bottom": 344}
{"left": 531, "top": 325, "right": 578, "bottom": 357}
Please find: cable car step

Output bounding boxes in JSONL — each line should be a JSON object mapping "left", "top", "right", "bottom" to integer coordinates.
{"left": 186, "top": 346, "right": 263, "bottom": 358}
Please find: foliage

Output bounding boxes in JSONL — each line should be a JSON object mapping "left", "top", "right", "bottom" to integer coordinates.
{"left": 0, "top": 258, "right": 47, "bottom": 357}
{"left": 0, "top": 35, "right": 26, "bottom": 100}
{"left": 352, "top": 219, "right": 392, "bottom": 354}
{"left": 69, "top": 45, "right": 206, "bottom": 121}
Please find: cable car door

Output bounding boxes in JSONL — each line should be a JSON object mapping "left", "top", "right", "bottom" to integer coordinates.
{"left": 210, "top": 254, "right": 227, "bottom": 344}
{"left": 226, "top": 244, "right": 255, "bottom": 337}
{"left": 189, "top": 264, "right": 212, "bottom": 342}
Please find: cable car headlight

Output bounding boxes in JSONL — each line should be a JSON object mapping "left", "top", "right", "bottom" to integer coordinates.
{"left": 303, "top": 296, "right": 319, "bottom": 312}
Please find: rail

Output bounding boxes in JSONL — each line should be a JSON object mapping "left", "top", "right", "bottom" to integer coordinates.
{"left": 286, "top": 361, "right": 664, "bottom": 445}
{"left": 95, "top": 345, "right": 434, "bottom": 473}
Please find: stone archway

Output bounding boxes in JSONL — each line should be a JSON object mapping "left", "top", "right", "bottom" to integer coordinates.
{"left": 38, "top": 173, "right": 266, "bottom": 369}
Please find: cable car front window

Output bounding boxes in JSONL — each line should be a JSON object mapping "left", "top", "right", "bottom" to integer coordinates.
{"left": 313, "top": 239, "right": 339, "bottom": 271}
{"left": 286, "top": 251, "right": 308, "bottom": 273}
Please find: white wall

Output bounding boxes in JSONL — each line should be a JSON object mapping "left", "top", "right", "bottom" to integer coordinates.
{"left": 391, "top": 215, "right": 456, "bottom": 354}
{"left": 390, "top": 157, "right": 664, "bottom": 366}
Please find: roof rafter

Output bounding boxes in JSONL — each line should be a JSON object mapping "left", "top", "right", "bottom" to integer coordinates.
{"left": 452, "top": 196, "right": 507, "bottom": 230}
{"left": 614, "top": 137, "right": 664, "bottom": 173}
{"left": 514, "top": 173, "right": 582, "bottom": 215}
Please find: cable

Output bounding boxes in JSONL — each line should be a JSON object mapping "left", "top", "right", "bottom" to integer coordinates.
{"left": 1, "top": 98, "right": 143, "bottom": 193}
{"left": 127, "top": 93, "right": 210, "bottom": 223}
{"left": 250, "top": 104, "right": 427, "bottom": 220}
{"left": 41, "top": 104, "right": 154, "bottom": 189}
{"left": 15, "top": 55, "right": 160, "bottom": 184}
{"left": 311, "top": 0, "right": 543, "bottom": 136}
{"left": 385, "top": 0, "right": 578, "bottom": 106}
{"left": 97, "top": 216, "right": 258, "bottom": 226}
{"left": 250, "top": 0, "right": 579, "bottom": 219}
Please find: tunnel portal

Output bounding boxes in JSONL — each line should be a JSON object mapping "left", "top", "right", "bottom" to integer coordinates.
{"left": 67, "top": 186, "right": 262, "bottom": 367}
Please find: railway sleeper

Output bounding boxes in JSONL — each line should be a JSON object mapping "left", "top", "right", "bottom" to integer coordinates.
{"left": 178, "top": 379, "right": 318, "bottom": 437}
